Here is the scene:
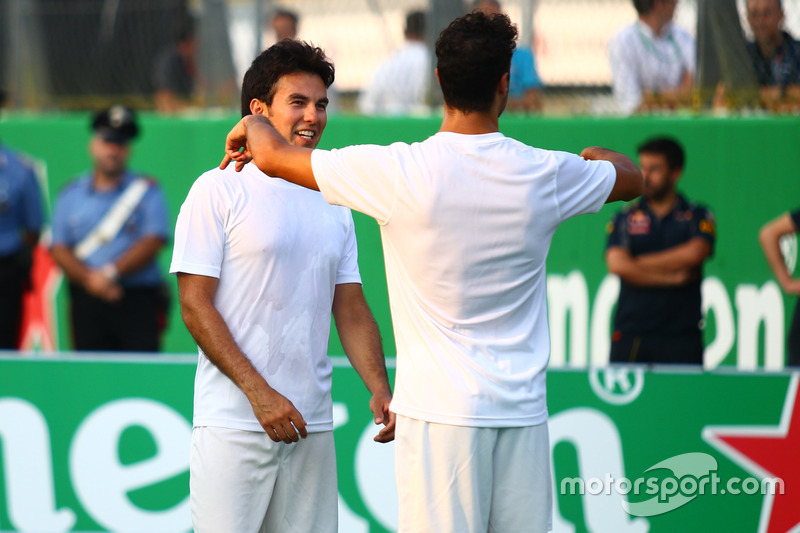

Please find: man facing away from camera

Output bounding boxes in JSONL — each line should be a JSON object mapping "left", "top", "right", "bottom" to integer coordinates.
{"left": 171, "top": 40, "right": 394, "bottom": 533}
{"left": 220, "top": 12, "right": 643, "bottom": 533}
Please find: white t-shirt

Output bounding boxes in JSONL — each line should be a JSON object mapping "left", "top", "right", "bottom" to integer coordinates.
{"left": 609, "top": 20, "right": 696, "bottom": 115}
{"left": 170, "top": 163, "right": 361, "bottom": 433}
{"left": 311, "top": 132, "right": 616, "bottom": 427}
{"left": 358, "top": 41, "right": 431, "bottom": 116}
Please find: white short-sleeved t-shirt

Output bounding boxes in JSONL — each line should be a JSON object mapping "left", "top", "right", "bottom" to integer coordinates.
{"left": 170, "top": 163, "right": 361, "bottom": 433}
{"left": 311, "top": 132, "right": 615, "bottom": 427}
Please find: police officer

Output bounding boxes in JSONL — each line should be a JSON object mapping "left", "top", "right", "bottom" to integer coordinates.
{"left": 50, "top": 106, "right": 170, "bottom": 352}
{"left": 0, "top": 89, "right": 44, "bottom": 348}
{"left": 606, "top": 137, "right": 715, "bottom": 364}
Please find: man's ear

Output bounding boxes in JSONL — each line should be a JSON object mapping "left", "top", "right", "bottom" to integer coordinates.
{"left": 250, "top": 98, "right": 267, "bottom": 116}
{"left": 498, "top": 71, "right": 510, "bottom": 97}
{"left": 670, "top": 168, "right": 684, "bottom": 186}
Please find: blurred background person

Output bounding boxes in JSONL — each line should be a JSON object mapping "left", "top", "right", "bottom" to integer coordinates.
{"left": 746, "top": 0, "right": 800, "bottom": 111}
{"left": 759, "top": 209, "right": 800, "bottom": 366}
{"left": 358, "top": 10, "right": 430, "bottom": 116}
{"left": 606, "top": 137, "right": 714, "bottom": 364}
{"left": 50, "top": 106, "right": 170, "bottom": 352}
{"left": 271, "top": 8, "right": 298, "bottom": 41}
{"left": 609, "top": 0, "right": 695, "bottom": 114}
{"left": 474, "top": 0, "right": 543, "bottom": 113}
{"left": 268, "top": 8, "right": 340, "bottom": 112}
{"left": 152, "top": 15, "right": 198, "bottom": 113}
{"left": 0, "top": 89, "right": 44, "bottom": 350}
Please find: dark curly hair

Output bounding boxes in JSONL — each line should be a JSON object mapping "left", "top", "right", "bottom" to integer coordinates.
{"left": 240, "top": 40, "right": 335, "bottom": 117}
{"left": 435, "top": 11, "right": 517, "bottom": 113}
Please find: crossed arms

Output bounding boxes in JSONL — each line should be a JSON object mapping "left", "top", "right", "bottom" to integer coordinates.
{"left": 606, "top": 237, "right": 712, "bottom": 287}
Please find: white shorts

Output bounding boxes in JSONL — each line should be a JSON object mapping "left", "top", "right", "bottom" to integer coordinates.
{"left": 190, "top": 426, "right": 337, "bottom": 533}
{"left": 395, "top": 416, "right": 552, "bottom": 533}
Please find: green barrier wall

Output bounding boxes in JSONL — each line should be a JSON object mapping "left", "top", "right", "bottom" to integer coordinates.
{"left": 2, "top": 114, "right": 799, "bottom": 367}
{"left": 0, "top": 357, "right": 797, "bottom": 532}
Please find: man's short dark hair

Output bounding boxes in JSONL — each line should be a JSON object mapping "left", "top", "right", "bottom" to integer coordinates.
{"left": 405, "top": 11, "right": 426, "bottom": 40}
{"left": 240, "top": 40, "right": 334, "bottom": 117}
{"left": 435, "top": 11, "right": 517, "bottom": 113}
{"left": 633, "top": 0, "right": 655, "bottom": 16}
{"left": 638, "top": 137, "right": 685, "bottom": 171}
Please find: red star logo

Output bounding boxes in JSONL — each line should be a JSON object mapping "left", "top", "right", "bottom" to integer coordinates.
{"left": 703, "top": 375, "right": 800, "bottom": 533}
{"left": 19, "top": 234, "right": 63, "bottom": 351}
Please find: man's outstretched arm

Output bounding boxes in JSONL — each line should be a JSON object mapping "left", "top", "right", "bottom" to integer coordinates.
{"left": 220, "top": 114, "right": 319, "bottom": 191}
{"left": 580, "top": 146, "right": 643, "bottom": 203}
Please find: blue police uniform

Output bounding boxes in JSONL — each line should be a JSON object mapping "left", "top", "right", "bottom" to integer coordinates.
{"left": 51, "top": 171, "right": 170, "bottom": 351}
{"left": 0, "top": 146, "right": 43, "bottom": 348}
{"left": 788, "top": 208, "right": 800, "bottom": 366}
{"left": 606, "top": 194, "right": 715, "bottom": 364}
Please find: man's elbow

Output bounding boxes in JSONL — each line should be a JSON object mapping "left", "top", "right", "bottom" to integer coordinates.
{"left": 758, "top": 224, "right": 777, "bottom": 250}
{"left": 606, "top": 168, "right": 644, "bottom": 204}
{"left": 177, "top": 293, "right": 204, "bottom": 332}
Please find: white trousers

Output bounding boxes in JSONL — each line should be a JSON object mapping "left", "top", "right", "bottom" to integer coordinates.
{"left": 395, "top": 416, "right": 552, "bottom": 533}
{"left": 190, "top": 426, "right": 338, "bottom": 533}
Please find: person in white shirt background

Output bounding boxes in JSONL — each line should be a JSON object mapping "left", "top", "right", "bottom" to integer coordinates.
{"left": 358, "top": 10, "right": 431, "bottom": 116}
{"left": 609, "top": 0, "right": 696, "bottom": 114}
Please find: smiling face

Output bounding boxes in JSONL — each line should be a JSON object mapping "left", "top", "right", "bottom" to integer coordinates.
{"left": 258, "top": 72, "right": 328, "bottom": 149}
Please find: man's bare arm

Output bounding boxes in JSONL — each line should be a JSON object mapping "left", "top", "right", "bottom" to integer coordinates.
{"left": 759, "top": 213, "right": 800, "bottom": 295}
{"left": 177, "top": 272, "right": 308, "bottom": 443}
{"left": 332, "top": 283, "right": 395, "bottom": 443}
{"left": 634, "top": 237, "right": 712, "bottom": 272}
{"left": 221, "top": 114, "right": 318, "bottom": 191}
{"left": 580, "top": 147, "right": 644, "bottom": 203}
{"left": 606, "top": 247, "right": 693, "bottom": 287}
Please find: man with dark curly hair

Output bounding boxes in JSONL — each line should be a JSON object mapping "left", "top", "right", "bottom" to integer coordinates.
{"left": 172, "top": 40, "right": 394, "bottom": 532}
{"left": 221, "top": 13, "right": 643, "bottom": 532}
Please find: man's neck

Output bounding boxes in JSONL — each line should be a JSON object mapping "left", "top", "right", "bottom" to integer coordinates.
{"left": 646, "top": 192, "right": 678, "bottom": 218}
{"left": 93, "top": 170, "right": 124, "bottom": 191}
{"left": 640, "top": 13, "right": 669, "bottom": 37}
{"left": 758, "top": 31, "right": 785, "bottom": 59}
{"left": 439, "top": 105, "right": 500, "bottom": 135}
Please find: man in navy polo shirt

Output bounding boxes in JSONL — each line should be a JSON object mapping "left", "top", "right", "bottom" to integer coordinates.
{"left": 50, "top": 106, "right": 170, "bottom": 352}
{"left": 606, "top": 137, "right": 715, "bottom": 364}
